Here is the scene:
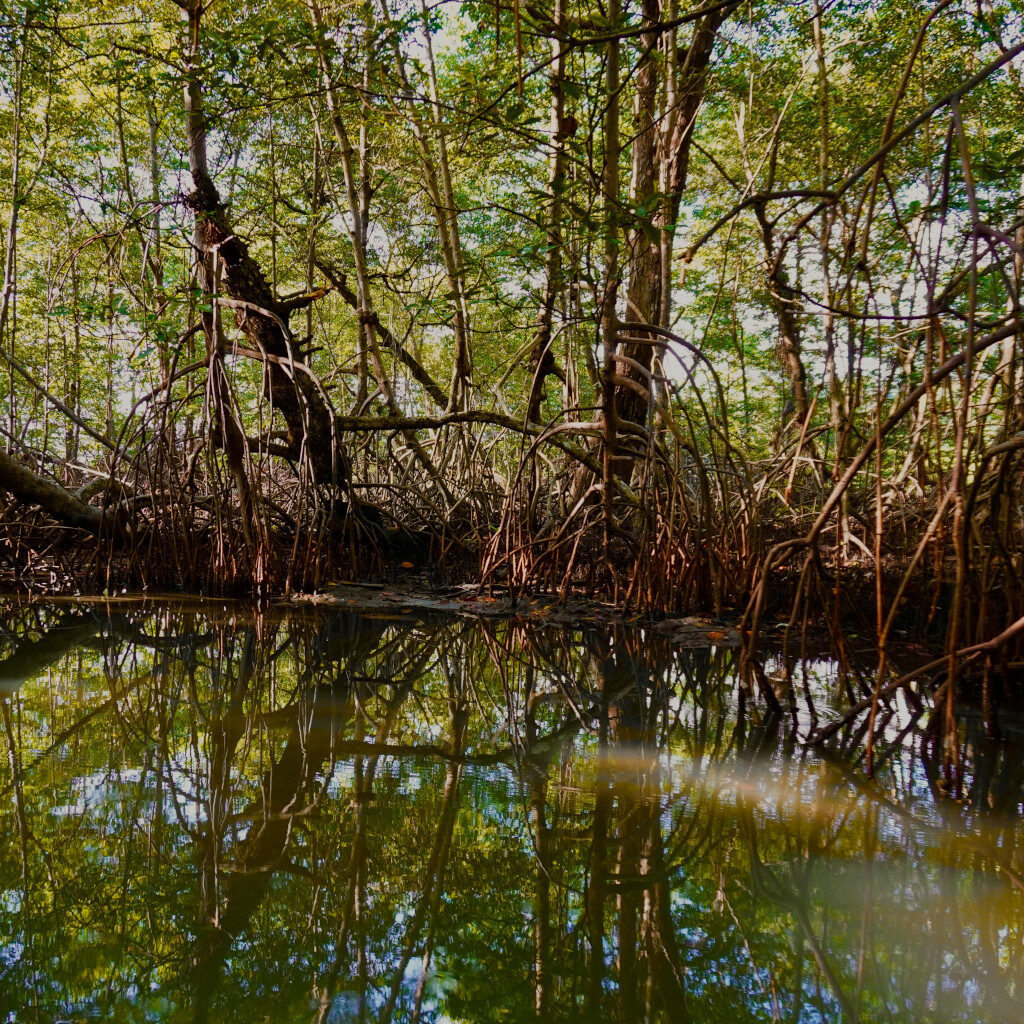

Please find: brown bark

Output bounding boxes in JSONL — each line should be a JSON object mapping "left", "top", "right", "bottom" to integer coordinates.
{"left": 754, "top": 204, "right": 811, "bottom": 423}
{"left": 181, "top": 0, "right": 348, "bottom": 493}
{"left": 526, "top": 0, "right": 569, "bottom": 426}
{"left": 0, "top": 448, "right": 103, "bottom": 533}
{"left": 600, "top": 0, "right": 623, "bottom": 558}
{"left": 614, "top": 9, "right": 727, "bottom": 434}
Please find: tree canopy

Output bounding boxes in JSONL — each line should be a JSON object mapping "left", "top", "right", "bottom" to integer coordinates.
{"left": 0, "top": 0, "right": 1022, "bottom": 671}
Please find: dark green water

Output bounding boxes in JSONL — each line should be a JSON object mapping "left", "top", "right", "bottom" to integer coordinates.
{"left": 0, "top": 598, "right": 1021, "bottom": 1023}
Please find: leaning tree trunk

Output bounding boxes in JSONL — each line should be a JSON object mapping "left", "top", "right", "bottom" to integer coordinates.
{"left": 0, "top": 448, "right": 103, "bottom": 533}
{"left": 181, "top": 0, "right": 349, "bottom": 496}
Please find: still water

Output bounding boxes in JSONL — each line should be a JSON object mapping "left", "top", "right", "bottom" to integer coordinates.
{"left": 0, "top": 598, "right": 1021, "bottom": 1023}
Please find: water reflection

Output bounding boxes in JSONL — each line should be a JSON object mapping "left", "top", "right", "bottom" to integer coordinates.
{"left": 0, "top": 600, "right": 1021, "bottom": 1022}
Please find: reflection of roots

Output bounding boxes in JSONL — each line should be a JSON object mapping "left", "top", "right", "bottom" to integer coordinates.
{"left": 3, "top": 325, "right": 1024, "bottom": 729}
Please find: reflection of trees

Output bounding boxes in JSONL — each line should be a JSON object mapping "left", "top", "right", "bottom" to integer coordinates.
{"left": 0, "top": 610, "right": 105, "bottom": 693}
{"left": 0, "top": 602, "right": 1023, "bottom": 1022}
{"left": 579, "top": 632, "right": 694, "bottom": 1022}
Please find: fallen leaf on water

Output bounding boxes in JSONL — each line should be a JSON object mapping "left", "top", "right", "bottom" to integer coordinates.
{"left": 400, "top": 561, "right": 414, "bottom": 569}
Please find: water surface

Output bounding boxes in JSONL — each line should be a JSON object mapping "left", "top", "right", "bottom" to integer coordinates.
{"left": 0, "top": 598, "right": 1021, "bottom": 1022}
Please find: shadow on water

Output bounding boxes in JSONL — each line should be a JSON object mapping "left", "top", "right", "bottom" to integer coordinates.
{"left": 0, "top": 598, "right": 1022, "bottom": 1022}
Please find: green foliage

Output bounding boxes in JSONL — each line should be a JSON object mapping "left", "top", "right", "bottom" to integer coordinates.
{"left": 1, "top": 602, "right": 1022, "bottom": 1021}
{"left": 0, "top": 0, "right": 1021, "bottom": 570}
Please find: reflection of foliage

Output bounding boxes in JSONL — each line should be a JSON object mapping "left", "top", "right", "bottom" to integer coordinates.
{"left": 0, "top": 601, "right": 1021, "bottom": 1022}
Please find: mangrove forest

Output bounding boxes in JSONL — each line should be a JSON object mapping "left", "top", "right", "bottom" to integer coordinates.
{"left": 1, "top": 0, "right": 1024, "bottom": 1018}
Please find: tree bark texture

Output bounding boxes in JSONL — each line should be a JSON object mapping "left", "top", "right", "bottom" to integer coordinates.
{"left": 183, "top": 0, "right": 348, "bottom": 493}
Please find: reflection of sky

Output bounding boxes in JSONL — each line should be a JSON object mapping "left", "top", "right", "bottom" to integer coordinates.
{"left": 1, "top": 602, "right": 1023, "bottom": 1022}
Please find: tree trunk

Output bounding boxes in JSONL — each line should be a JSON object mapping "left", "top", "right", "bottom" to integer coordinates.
{"left": 755, "top": 204, "right": 811, "bottom": 424}
{"left": 526, "top": 0, "right": 569, "bottom": 426}
{"left": 0, "top": 448, "right": 103, "bottom": 533}
{"left": 600, "top": 0, "right": 623, "bottom": 561}
{"left": 378, "top": 0, "right": 474, "bottom": 412}
{"left": 613, "top": 9, "right": 727, "bottom": 456}
{"left": 181, "top": 0, "right": 348, "bottom": 495}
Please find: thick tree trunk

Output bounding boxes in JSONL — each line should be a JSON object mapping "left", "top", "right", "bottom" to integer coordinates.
{"left": 623, "top": 0, "right": 661, "bottom": 331}
{"left": 615, "top": 10, "right": 726, "bottom": 434}
{"left": 526, "top": 0, "right": 569, "bottom": 426}
{"left": 182, "top": 0, "right": 348, "bottom": 494}
{"left": 0, "top": 448, "right": 103, "bottom": 533}
{"left": 613, "top": 9, "right": 727, "bottom": 455}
